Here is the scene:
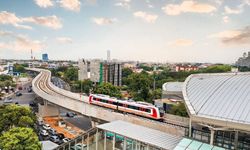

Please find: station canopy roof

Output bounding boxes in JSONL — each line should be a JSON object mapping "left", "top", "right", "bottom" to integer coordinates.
{"left": 97, "top": 120, "right": 182, "bottom": 150}
{"left": 174, "top": 138, "right": 225, "bottom": 150}
{"left": 183, "top": 72, "right": 250, "bottom": 131}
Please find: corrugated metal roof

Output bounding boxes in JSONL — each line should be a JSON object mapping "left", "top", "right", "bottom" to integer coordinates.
{"left": 97, "top": 120, "right": 182, "bottom": 150}
{"left": 183, "top": 72, "right": 250, "bottom": 125}
{"left": 163, "top": 82, "right": 183, "bottom": 92}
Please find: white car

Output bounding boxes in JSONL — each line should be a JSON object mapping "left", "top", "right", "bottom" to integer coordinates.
{"left": 62, "top": 138, "right": 70, "bottom": 143}
{"left": 4, "top": 97, "right": 13, "bottom": 103}
{"left": 43, "top": 124, "right": 51, "bottom": 130}
{"left": 39, "top": 130, "right": 49, "bottom": 136}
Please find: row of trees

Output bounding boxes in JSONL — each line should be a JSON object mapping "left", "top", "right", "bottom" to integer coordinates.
{"left": 0, "top": 105, "right": 41, "bottom": 149}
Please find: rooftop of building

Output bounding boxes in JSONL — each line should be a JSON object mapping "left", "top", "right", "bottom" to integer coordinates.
{"left": 183, "top": 72, "right": 250, "bottom": 131}
{"left": 97, "top": 120, "right": 182, "bottom": 150}
{"left": 163, "top": 82, "right": 183, "bottom": 92}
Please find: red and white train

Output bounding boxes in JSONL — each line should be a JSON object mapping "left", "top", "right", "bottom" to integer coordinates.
{"left": 89, "top": 94, "right": 164, "bottom": 120}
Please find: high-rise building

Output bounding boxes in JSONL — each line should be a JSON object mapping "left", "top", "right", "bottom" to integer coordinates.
{"left": 78, "top": 59, "right": 122, "bottom": 86}
{"left": 42, "top": 53, "right": 49, "bottom": 61}
{"left": 236, "top": 51, "right": 250, "bottom": 67}
{"left": 107, "top": 50, "right": 111, "bottom": 62}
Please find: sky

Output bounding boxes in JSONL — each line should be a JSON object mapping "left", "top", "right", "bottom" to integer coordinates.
{"left": 0, "top": 0, "right": 250, "bottom": 63}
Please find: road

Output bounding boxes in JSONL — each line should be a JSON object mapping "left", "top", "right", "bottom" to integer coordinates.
{"left": 0, "top": 82, "right": 35, "bottom": 106}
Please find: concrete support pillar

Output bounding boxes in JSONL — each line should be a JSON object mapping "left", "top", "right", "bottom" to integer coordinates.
{"left": 234, "top": 131, "right": 239, "bottom": 150}
{"left": 189, "top": 118, "right": 192, "bottom": 137}
{"left": 104, "top": 131, "right": 106, "bottom": 150}
{"left": 96, "top": 129, "right": 98, "bottom": 150}
{"left": 87, "top": 133, "right": 90, "bottom": 150}
{"left": 210, "top": 129, "right": 215, "bottom": 145}
{"left": 44, "top": 99, "right": 48, "bottom": 106}
{"left": 38, "top": 103, "right": 59, "bottom": 117}
{"left": 113, "top": 133, "right": 116, "bottom": 150}
{"left": 91, "top": 121, "right": 96, "bottom": 128}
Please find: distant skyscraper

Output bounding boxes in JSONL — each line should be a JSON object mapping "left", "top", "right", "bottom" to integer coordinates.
{"left": 42, "top": 53, "right": 49, "bottom": 61}
{"left": 107, "top": 50, "right": 111, "bottom": 62}
{"left": 30, "top": 49, "right": 33, "bottom": 60}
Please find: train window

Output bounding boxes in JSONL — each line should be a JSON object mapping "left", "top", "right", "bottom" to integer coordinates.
{"left": 128, "top": 105, "right": 139, "bottom": 110}
{"left": 118, "top": 103, "right": 123, "bottom": 106}
{"left": 145, "top": 109, "right": 151, "bottom": 113}
{"left": 100, "top": 99, "right": 107, "bottom": 103}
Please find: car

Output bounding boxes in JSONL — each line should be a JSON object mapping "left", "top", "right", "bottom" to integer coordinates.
{"left": 37, "top": 120, "right": 44, "bottom": 126}
{"left": 43, "top": 124, "right": 51, "bottom": 130}
{"left": 70, "top": 143, "right": 87, "bottom": 150}
{"left": 39, "top": 130, "right": 49, "bottom": 136}
{"left": 48, "top": 128, "right": 57, "bottom": 135}
{"left": 29, "top": 101, "right": 37, "bottom": 107}
{"left": 49, "top": 135, "right": 60, "bottom": 143}
{"left": 4, "top": 98, "right": 13, "bottom": 103}
{"left": 62, "top": 138, "right": 70, "bottom": 143}
{"left": 28, "top": 88, "right": 32, "bottom": 93}
{"left": 57, "top": 133, "right": 65, "bottom": 140}
{"left": 16, "top": 92, "right": 22, "bottom": 96}
{"left": 66, "top": 112, "right": 77, "bottom": 117}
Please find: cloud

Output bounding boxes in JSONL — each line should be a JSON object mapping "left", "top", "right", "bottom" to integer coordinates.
{"left": 92, "top": 17, "right": 117, "bottom": 25}
{"left": 209, "top": 26, "right": 250, "bottom": 45}
{"left": 133, "top": 11, "right": 158, "bottom": 23}
{"left": 162, "top": 1, "right": 216, "bottom": 15}
{"left": 224, "top": 6, "right": 242, "bottom": 14}
{"left": 35, "top": 0, "right": 54, "bottom": 8}
{"left": 0, "top": 30, "right": 13, "bottom": 36}
{"left": 23, "top": 15, "right": 62, "bottom": 29}
{"left": 0, "top": 11, "right": 62, "bottom": 30}
{"left": 168, "top": 39, "right": 193, "bottom": 47}
{"left": 59, "top": 0, "right": 81, "bottom": 12}
{"left": 115, "top": 0, "right": 131, "bottom": 9}
{"left": 0, "top": 11, "right": 33, "bottom": 29}
{"left": 56, "top": 37, "right": 72, "bottom": 43}
{"left": 223, "top": 16, "right": 229, "bottom": 23}
{"left": 0, "top": 30, "right": 44, "bottom": 51}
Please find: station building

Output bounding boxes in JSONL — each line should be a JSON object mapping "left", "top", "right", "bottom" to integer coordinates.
{"left": 183, "top": 72, "right": 250, "bottom": 149}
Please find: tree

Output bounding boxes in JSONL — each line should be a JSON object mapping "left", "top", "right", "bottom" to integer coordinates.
{"left": 72, "top": 79, "right": 93, "bottom": 95}
{"left": 151, "top": 88, "right": 162, "bottom": 100}
{"left": 122, "top": 68, "right": 134, "bottom": 86}
{"left": 94, "top": 82, "right": 122, "bottom": 98}
{"left": 0, "top": 127, "right": 41, "bottom": 150}
{"left": 0, "top": 75, "right": 12, "bottom": 81}
{"left": 202, "top": 65, "right": 231, "bottom": 73}
{"left": 168, "top": 103, "right": 188, "bottom": 117}
{"left": 0, "top": 105, "right": 36, "bottom": 133}
{"left": 64, "top": 67, "right": 78, "bottom": 82}
{"left": 13, "top": 64, "right": 25, "bottom": 73}
{"left": 139, "top": 64, "right": 153, "bottom": 71}
{"left": 122, "top": 68, "right": 133, "bottom": 78}
{"left": 126, "top": 73, "right": 153, "bottom": 102}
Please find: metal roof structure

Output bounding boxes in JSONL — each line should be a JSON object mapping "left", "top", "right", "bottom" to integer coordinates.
{"left": 174, "top": 138, "right": 225, "bottom": 150}
{"left": 97, "top": 120, "right": 182, "bottom": 150}
{"left": 183, "top": 72, "right": 250, "bottom": 131}
{"left": 163, "top": 82, "right": 183, "bottom": 92}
